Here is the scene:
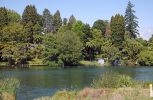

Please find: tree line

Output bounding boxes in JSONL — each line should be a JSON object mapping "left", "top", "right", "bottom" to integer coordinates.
{"left": 0, "top": 1, "right": 153, "bottom": 67}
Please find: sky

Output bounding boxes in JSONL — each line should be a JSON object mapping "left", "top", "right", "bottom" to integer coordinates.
{"left": 0, "top": 0, "right": 153, "bottom": 40}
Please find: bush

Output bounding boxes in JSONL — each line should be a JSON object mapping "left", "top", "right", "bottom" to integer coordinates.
{"left": 92, "top": 72, "right": 139, "bottom": 88}
{"left": 0, "top": 78, "right": 20, "bottom": 94}
{"left": 45, "top": 60, "right": 64, "bottom": 68}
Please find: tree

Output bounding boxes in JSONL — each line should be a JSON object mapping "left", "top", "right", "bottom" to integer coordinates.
{"left": 111, "top": 14, "right": 125, "bottom": 48}
{"left": 138, "top": 48, "right": 153, "bottom": 66}
{"left": 44, "top": 31, "right": 83, "bottom": 66}
{"left": 67, "top": 15, "right": 76, "bottom": 29}
{"left": 63, "top": 18, "right": 68, "bottom": 25}
{"left": 2, "top": 23, "right": 24, "bottom": 42}
{"left": 85, "top": 29, "right": 103, "bottom": 61}
{"left": 125, "top": 1, "right": 139, "bottom": 38}
{"left": 81, "top": 24, "right": 92, "bottom": 43}
{"left": 92, "top": 20, "right": 107, "bottom": 36}
{"left": 123, "top": 39, "right": 143, "bottom": 65}
{"left": 0, "top": 7, "right": 9, "bottom": 29}
{"left": 22, "top": 5, "right": 41, "bottom": 43}
{"left": 149, "top": 35, "right": 153, "bottom": 43}
{"left": 43, "top": 8, "right": 54, "bottom": 33}
{"left": 53, "top": 10, "right": 62, "bottom": 32}
{"left": 22, "top": 5, "right": 39, "bottom": 25}
{"left": 72, "top": 21, "right": 84, "bottom": 36}
{"left": 1, "top": 42, "right": 30, "bottom": 66}
{"left": 7, "top": 9, "right": 21, "bottom": 23}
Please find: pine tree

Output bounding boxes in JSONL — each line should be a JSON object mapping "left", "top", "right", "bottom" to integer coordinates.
{"left": 53, "top": 10, "right": 62, "bottom": 32}
{"left": 22, "top": 5, "right": 39, "bottom": 26}
{"left": 67, "top": 15, "right": 76, "bottom": 29}
{"left": 111, "top": 14, "right": 125, "bottom": 48}
{"left": 125, "top": 1, "right": 139, "bottom": 38}
{"left": 43, "top": 8, "right": 54, "bottom": 33}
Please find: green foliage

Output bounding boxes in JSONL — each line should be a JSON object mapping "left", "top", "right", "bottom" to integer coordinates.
{"left": 2, "top": 23, "right": 24, "bottom": 42}
{"left": 123, "top": 39, "right": 143, "bottom": 64}
{"left": 53, "top": 10, "right": 62, "bottom": 32}
{"left": 0, "top": 7, "right": 9, "bottom": 29}
{"left": 125, "top": 1, "right": 139, "bottom": 38}
{"left": 79, "top": 60, "right": 102, "bottom": 67}
{"left": 0, "top": 78, "right": 20, "bottom": 94}
{"left": 111, "top": 14, "right": 125, "bottom": 47}
{"left": 1, "top": 42, "right": 31, "bottom": 65}
{"left": 72, "top": 20, "right": 84, "bottom": 35}
{"left": 92, "top": 72, "right": 138, "bottom": 88}
{"left": 44, "top": 31, "right": 83, "bottom": 66}
{"left": 30, "top": 44, "right": 44, "bottom": 59}
{"left": 28, "top": 59, "right": 44, "bottom": 65}
{"left": 63, "top": 18, "right": 68, "bottom": 25}
{"left": 43, "top": 8, "right": 54, "bottom": 33}
{"left": 67, "top": 15, "right": 76, "bottom": 30}
{"left": 7, "top": 9, "right": 21, "bottom": 23}
{"left": 92, "top": 20, "right": 107, "bottom": 35}
{"left": 22, "top": 5, "right": 40, "bottom": 26}
{"left": 138, "top": 48, "right": 153, "bottom": 66}
{"left": 0, "top": 4, "right": 153, "bottom": 67}
{"left": 102, "top": 45, "right": 121, "bottom": 65}
{"left": 22, "top": 5, "right": 41, "bottom": 43}
{"left": 85, "top": 29, "right": 102, "bottom": 61}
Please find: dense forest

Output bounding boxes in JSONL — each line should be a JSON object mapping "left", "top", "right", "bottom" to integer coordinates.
{"left": 0, "top": 1, "right": 153, "bottom": 67}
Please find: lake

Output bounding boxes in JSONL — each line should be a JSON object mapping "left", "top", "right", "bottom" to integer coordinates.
{"left": 0, "top": 66, "right": 153, "bottom": 100}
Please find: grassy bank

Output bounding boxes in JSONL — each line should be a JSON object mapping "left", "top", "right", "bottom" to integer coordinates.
{"left": 35, "top": 72, "right": 152, "bottom": 100}
{"left": 0, "top": 78, "right": 20, "bottom": 100}
{"left": 79, "top": 61, "right": 103, "bottom": 67}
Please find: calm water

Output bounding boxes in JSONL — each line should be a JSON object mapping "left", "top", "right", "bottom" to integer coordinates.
{"left": 1, "top": 66, "right": 153, "bottom": 100}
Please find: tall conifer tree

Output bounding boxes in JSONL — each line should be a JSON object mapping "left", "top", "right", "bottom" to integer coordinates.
{"left": 53, "top": 10, "right": 62, "bottom": 32}
{"left": 43, "top": 8, "right": 54, "bottom": 33}
{"left": 125, "top": 1, "right": 139, "bottom": 38}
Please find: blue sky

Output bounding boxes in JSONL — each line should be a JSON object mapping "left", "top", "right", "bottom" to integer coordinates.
{"left": 1, "top": 0, "right": 153, "bottom": 40}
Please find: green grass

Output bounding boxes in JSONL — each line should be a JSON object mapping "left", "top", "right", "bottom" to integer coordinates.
{"left": 0, "top": 62, "right": 8, "bottom": 66}
{"left": 79, "top": 60, "right": 103, "bottom": 67}
{"left": 0, "top": 78, "right": 20, "bottom": 100}
{"left": 28, "top": 59, "right": 44, "bottom": 65}
{"left": 92, "top": 72, "right": 141, "bottom": 88}
{"left": 0, "top": 78, "right": 20, "bottom": 94}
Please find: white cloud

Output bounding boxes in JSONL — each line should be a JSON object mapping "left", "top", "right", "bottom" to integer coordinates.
{"left": 139, "top": 27, "right": 153, "bottom": 40}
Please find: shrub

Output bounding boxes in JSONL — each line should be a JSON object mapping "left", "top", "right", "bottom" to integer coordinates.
{"left": 92, "top": 72, "right": 139, "bottom": 88}
{"left": 0, "top": 78, "right": 20, "bottom": 94}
